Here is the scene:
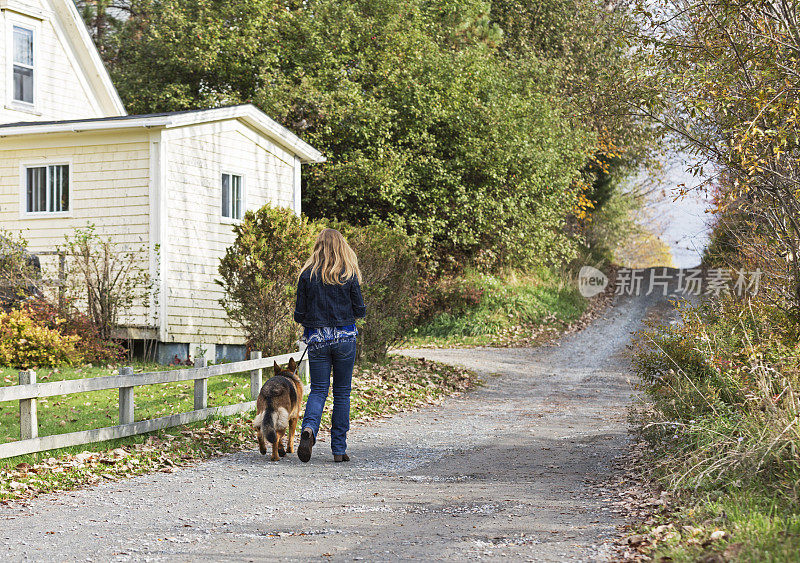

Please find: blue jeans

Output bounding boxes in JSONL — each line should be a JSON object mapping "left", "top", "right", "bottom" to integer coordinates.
{"left": 301, "top": 338, "right": 356, "bottom": 455}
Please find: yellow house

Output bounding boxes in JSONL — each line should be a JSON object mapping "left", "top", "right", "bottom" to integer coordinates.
{"left": 0, "top": 0, "right": 325, "bottom": 362}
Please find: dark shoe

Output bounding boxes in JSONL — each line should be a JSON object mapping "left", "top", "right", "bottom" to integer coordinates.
{"left": 333, "top": 453, "right": 350, "bottom": 463}
{"left": 298, "top": 428, "right": 315, "bottom": 463}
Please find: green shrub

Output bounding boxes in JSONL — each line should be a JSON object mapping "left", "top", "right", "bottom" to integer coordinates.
{"left": 332, "top": 222, "right": 420, "bottom": 362}
{"left": 0, "top": 309, "right": 82, "bottom": 369}
{"left": 217, "top": 205, "right": 318, "bottom": 356}
{"left": 105, "top": 0, "right": 638, "bottom": 274}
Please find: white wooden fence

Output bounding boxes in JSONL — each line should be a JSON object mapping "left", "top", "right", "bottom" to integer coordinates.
{"left": 0, "top": 350, "right": 308, "bottom": 460}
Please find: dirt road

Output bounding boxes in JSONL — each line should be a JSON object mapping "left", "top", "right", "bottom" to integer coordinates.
{"left": 0, "top": 288, "right": 669, "bottom": 562}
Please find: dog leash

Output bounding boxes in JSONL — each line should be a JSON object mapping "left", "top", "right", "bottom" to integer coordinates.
{"left": 293, "top": 345, "right": 308, "bottom": 375}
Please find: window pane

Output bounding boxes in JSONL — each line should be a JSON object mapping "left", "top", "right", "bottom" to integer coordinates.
{"left": 13, "top": 66, "right": 33, "bottom": 104}
{"left": 35, "top": 168, "right": 46, "bottom": 212}
{"left": 48, "top": 165, "right": 68, "bottom": 212}
{"left": 48, "top": 165, "right": 55, "bottom": 212}
{"left": 26, "top": 168, "right": 34, "bottom": 212}
{"left": 25, "top": 166, "right": 67, "bottom": 213}
{"left": 26, "top": 166, "right": 46, "bottom": 213}
{"left": 232, "top": 175, "right": 242, "bottom": 219}
{"left": 13, "top": 27, "right": 33, "bottom": 66}
{"left": 13, "top": 27, "right": 34, "bottom": 104}
{"left": 59, "top": 165, "right": 69, "bottom": 211}
{"left": 221, "top": 173, "right": 230, "bottom": 218}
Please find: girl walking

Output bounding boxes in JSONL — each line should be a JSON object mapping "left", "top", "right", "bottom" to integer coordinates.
{"left": 294, "top": 228, "right": 366, "bottom": 463}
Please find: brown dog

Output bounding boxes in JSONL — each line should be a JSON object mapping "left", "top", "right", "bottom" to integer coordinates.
{"left": 252, "top": 358, "right": 304, "bottom": 461}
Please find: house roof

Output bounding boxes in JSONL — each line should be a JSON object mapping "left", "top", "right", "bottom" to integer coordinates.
{"left": 0, "top": 104, "right": 326, "bottom": 163}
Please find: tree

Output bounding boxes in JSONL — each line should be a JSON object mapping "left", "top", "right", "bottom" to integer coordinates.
{"left": 631, "top": 1, "right": 800, "bottom": 308}
{"left": 74, "top": 1, "right": 135, "bottom": 58}
{"left": 109, "top": 0, "right": 604, "bottom": 271}
{"left": 96, "top": 0, "right": 657, "bottom": 272}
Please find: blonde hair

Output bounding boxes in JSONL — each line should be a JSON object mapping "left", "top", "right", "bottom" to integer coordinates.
{"left": 300, "top": 228, "right": 362, "bottom": 285}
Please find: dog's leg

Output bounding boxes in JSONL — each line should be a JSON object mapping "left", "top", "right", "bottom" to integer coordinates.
{"left": 256, "top": 428, "right": 267, "bottom": 456}
{"left": 271, "top": 437, "right": 280, "bottom": 462}
{"left": 277, "top": 430, "right": 287, "bottom": 457}
{"left": 286, "top": 417, "right": 298, "bottom": 453}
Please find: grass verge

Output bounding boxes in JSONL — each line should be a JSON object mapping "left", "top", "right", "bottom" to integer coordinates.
{"left": 624, "top": 488, "right": 800, "bottom": 561}
{"left": 407, "top": 267, "right": 599, "bottom": 348}
{"left": 0, "top": 356, "right": 478, "bottom": 503}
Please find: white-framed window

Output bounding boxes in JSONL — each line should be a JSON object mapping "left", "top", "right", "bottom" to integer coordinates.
{"left": 12, "top": 25, "right": 34, "bottom": 105}
{"left": 23, "top": 164, "right": 70, "bottom": 214}
{"left": 221, "top": 172, "right": 243, "bottom": 220}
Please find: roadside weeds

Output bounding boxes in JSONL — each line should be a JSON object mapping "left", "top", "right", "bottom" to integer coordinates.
{"left": 609, "top": 427, "right": 800, "bottom": 563}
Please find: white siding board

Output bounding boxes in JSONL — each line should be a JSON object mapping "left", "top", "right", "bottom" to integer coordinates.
{"left": 0, "top": 1, "right": 111, "bottom": 124}
{"left": 0, "top": 131, "right": 153, "bottom": 328}
{"left": 163, "top": 120, "right": 296, "bottom": 344}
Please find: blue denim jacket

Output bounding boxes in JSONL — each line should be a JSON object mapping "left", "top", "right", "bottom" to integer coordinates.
{"left": 293, "top": 269, "right": 366, "bottom": 328}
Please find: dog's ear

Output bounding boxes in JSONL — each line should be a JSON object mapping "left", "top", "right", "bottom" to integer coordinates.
{"left": 273, "top": 360, "right": 281, "bottom": 374}
{"left": 288, "top": 357, "right": 298, "bottom": 373}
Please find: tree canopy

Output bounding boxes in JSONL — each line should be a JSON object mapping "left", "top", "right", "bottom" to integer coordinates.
{"left": 90, "top": 0, "right": 650, "bottom": 271}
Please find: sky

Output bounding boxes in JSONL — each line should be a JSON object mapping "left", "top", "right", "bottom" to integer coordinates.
{"left": 642, "top": 152, "right": 713, "bottom": 269}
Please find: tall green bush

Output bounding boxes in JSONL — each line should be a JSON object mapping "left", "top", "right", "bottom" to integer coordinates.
{"left": 217, "top": 205, "right": 318, "bottom": 356}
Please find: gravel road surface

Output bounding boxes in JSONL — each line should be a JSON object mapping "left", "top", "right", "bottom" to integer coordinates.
{"left": 1, "top": 286, "right": 672, "bottom": 562}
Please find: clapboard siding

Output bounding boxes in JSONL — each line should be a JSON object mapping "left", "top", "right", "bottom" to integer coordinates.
{"left": 163, "top": 121, "right": 296, "bottom": 345}
{"left": 0, "top": 0, "right": 115, "bottom": 124}
{"left": 0, "top": 131, "right": 153, "bottom": 326}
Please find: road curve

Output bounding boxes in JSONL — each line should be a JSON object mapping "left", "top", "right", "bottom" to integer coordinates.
{"left": 1, "top": 288, "right": 671, "bottom": 562}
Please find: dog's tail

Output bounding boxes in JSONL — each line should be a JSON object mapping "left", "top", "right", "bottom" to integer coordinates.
{"left": 252, "top": 410, "right": 278, "bottom": 443}
{"left": 257, "top": 386, "right": 289, "bottom": 443}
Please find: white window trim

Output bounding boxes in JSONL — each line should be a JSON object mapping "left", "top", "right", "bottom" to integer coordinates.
{"left": 6, "top": 16, "right": 40, "bottom": 114}
{"left": 19, "top": 159, "right": 73, "bottom": 219}
{"left": 220, "top": 170, "right": 246, "bottom": 224}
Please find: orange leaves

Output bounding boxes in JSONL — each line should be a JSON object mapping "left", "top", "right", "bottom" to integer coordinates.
{"left": 573, "top": 189, "right": 596, "bottom": 222}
